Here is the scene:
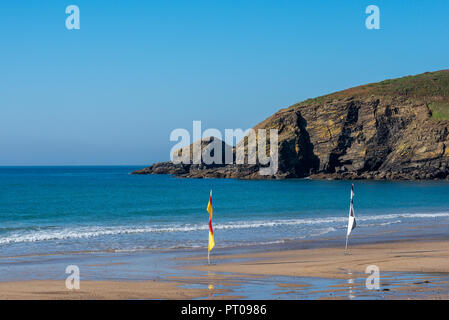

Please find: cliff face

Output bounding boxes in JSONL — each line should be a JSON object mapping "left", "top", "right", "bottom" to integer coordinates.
{"left": 133, "top": 70, "right": 449, "bottom": 180}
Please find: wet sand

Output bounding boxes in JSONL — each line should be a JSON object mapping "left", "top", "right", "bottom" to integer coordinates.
{"left": 1, "top": 239, "right": 449, "bottom": 299}
{"left": 187, "top": 239, "right": 449, "bottom": 279}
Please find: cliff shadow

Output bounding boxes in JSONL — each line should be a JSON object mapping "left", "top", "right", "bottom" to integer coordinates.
{"left": 295, "top": 113, "right": 320, "bottom": 177}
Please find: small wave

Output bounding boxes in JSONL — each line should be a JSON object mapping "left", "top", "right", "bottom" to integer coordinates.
{"left": 0, "top": 212, "right": 447, "bottom": 245}
{"left": 361, "top": 212, "right": 449, "bottom": 220}
{"left": 363, "top": 219, "right": 402, "bottom": 227}
{"left": 309, "top": 227, "right": 337, "bottom": 237}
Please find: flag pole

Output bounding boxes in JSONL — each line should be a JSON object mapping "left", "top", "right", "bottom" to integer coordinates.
{"left": 345, "top": 184, "right": 355, "bottom": 255}
{"left": 206, "top": 189, "right": 215, "bottom": 265}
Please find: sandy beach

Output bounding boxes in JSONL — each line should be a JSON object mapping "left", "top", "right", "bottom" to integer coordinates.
{"left": 0, "top": 280, "right": 224, "bottom": 300}
{"left": 187, "top": 239, "right": 449, "bottom": 279}
{"left": 2, "top": 238, "right": 449, "bottom": 299}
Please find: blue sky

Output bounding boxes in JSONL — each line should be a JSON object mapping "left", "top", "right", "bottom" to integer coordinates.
{"left": 0, "top": 0, "right": 448, "bottom": 165}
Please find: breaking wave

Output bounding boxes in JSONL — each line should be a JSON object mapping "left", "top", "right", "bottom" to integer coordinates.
{"left": 0, "top": 212, "right": 448, "bottom": 245}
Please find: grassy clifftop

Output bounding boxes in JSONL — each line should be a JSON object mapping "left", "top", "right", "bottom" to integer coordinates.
{"left": 298, "top": 70, "right": 449, "bottom": 119}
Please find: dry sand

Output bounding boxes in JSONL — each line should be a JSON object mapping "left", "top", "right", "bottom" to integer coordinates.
{"left": 0, "top": 280, "right": 227, "bottom": 300}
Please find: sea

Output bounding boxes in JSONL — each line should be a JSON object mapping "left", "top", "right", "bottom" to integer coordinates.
{"left": 1, "top": 166, "right": 449, "bottom": 259}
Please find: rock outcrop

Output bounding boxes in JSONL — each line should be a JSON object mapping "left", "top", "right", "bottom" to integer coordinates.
{"left": 133, "top": 70, "right": 449, "bottom": 180}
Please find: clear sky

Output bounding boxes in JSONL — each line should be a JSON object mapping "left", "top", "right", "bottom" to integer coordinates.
{"left": 1, "top": 0, "right": 448, "bottom": 165}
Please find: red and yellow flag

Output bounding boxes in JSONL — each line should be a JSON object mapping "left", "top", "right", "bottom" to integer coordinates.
{"left": 207, "top": 190, "right": 215, "bottom": 252}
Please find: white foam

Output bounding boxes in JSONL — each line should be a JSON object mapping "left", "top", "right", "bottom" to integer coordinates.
{"left": 309, "top": 227, "right": 337, "bottom": 237}
{"left": 0, "top": 212, "right": 447, "bottom": 245}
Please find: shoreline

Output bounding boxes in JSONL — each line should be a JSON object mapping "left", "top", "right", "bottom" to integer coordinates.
{"left": 133, "top": 169, "right": 449, "bottom": 182}
{"left": 3, "top": 214, "right": 448, "bottom": 262}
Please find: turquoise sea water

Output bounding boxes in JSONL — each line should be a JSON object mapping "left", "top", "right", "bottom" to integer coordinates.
{"left": 1, "top": 166, "right": 449, "bottom": 258}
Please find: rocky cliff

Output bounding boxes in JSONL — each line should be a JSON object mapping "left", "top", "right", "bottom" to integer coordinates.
{"left": 133, "top": 70, "right": 449, "bottom": 180}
